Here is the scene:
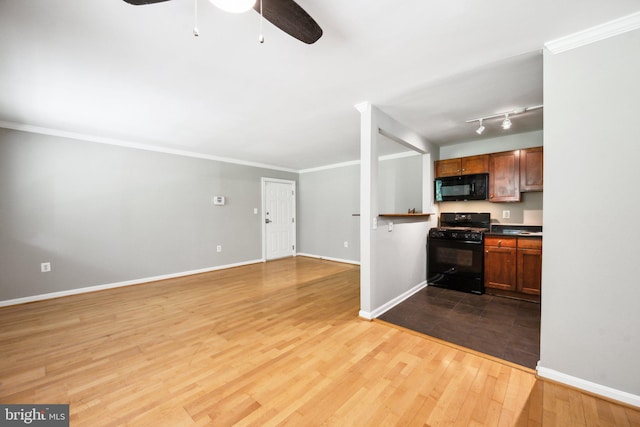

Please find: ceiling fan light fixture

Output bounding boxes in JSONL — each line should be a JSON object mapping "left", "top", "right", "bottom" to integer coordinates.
{"left": 476, "top": 119, "right": 485, "bottom": 135}
{"left": 208, "top": 0, "right": 256, "bottom": 13}
{"left": 501, "top": 114, "right": 512, "bottom": 130}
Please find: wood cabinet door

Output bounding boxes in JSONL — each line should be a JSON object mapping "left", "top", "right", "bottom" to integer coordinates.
{"left": 484, "top": 246, "right": 517, "bottom": 291}
{"left": 489, "top": 150, "right": 520, "bottom": 202}
{"left": 520, "top": 147, "right": 543, "bottom": 192}
{"left": 461, "top": 154, "right": 489, "bottom": 175}
{"left": 435, "top": 158, "right": 461, "bottom": 178}
{"left": 517, "top": 248, "right": 542, "bottom": 295}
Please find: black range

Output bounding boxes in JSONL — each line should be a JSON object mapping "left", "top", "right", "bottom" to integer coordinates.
{"left": 427, "top": 212, "right": 490, "bottom": 295}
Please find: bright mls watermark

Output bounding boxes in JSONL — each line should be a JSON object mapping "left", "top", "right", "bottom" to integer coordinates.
{"left": 1, "top": 405, "right": 69, "bottom": 426}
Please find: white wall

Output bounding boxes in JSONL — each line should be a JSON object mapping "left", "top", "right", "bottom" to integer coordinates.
{"left": 540, "top": 27, "right": 640, "bottom": 403}
{"left": 357, "top": 103, "right": 437, "bottom": 318}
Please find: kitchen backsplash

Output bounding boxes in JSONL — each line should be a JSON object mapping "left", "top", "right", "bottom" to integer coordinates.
{"left": 437, "top": 191, "right": 543, "bottom": 226}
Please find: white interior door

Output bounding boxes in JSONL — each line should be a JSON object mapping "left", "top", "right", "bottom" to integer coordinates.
{"left": 263, "top": 179, "right": 296, "bottom": 260}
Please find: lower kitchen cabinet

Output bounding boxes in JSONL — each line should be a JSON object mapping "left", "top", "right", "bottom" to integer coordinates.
{"left": 484, "top": 236, "right": 517, "bottom": 291}
{"left": 517, "top": 238, "right": 542, "bottom": 296}
{"left": 484, "top": 236, "right": 542, "bottom": 301}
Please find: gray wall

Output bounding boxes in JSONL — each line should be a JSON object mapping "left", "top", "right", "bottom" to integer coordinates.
{"left": 378, "top": 154, "right": 423, "bottom": 215}
{"left": 0, "top": 128, "right": 296, "bottom": 301}
{"left": 297, "top": 164, "right": 360, "bottom": 263}
{"left": 541, "top": 28, "right": 640, "bottom": 396}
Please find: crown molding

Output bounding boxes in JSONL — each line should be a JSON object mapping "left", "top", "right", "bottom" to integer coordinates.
{"left": 545, "top": 11, "right": 640, "bottom": 54}
{"left": 299, "top": 159, "right": 361, "bottom": 174}
{"left": 0, "top": 121, "right": 298, "bottom": 173}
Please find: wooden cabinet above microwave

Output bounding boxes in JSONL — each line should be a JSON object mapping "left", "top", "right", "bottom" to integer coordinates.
{"left": 434, "top": 154, "right": 489, "bottom": 178}
{"left": 435, "top": 147, "right": 543, "bottom": 201}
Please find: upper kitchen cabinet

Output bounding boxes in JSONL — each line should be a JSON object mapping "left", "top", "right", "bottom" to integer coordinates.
{"left": 461, "top": 154, "right": 490, "bottom": 175}
{"left": 434, "top": 154, "right": 489, "bottom": 178}
{"left": 489, "top": 150, "right": 520, "bottom": 202}
{"left": 520, "top": 146, "right": 543, "bottom": 192}
{"left": 435, "top": 158, "right": 461, "bottom": 177}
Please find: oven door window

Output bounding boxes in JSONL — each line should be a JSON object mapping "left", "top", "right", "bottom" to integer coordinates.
{"left": 435, "top": 246, "right": 474, "bottom": 267}
{"left": 429, "top": 239, "right": 483, "bottom": 274}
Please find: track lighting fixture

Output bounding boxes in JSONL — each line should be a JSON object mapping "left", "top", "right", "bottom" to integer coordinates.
{"left": 501, "top": 114, "right": 512, "bottom": 130}
{"left": 466, "top": 105, "right": 542, "bottom": 135}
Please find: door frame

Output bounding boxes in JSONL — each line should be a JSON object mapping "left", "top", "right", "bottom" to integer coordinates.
{"left": 261, "top": 177, "right": 297, "bottom": 261}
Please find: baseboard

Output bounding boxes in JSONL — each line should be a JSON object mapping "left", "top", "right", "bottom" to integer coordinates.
{"left": 296, "top": 252, "right": 360, "bottom": 266}
{"left": 0, "top": 259, "right": 264, "bottom": 307}
{"left": 536, "top": 365, "right": 640, "bottom": 408}
{"left": 359, "top": 281, "right": 427, "bottom": 320}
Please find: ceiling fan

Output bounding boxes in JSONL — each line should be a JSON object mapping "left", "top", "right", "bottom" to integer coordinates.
{"left": 123, "top": 0, "right": 322, "bottom": 44}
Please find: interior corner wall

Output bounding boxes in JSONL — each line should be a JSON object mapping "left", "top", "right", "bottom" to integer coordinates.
{"left": 0, "top": 128, "right": 297, "bottom": 303}
{"left": 541, "top": 28, "right": 640, "bottom": 400}
{"left": 297, "top": 164, "right": 360, "bottom": 263}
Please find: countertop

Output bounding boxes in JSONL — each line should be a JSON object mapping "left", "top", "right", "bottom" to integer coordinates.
{"left": 485, "top": 231, "right": 542, "bottom": 238}
{"left": 487, "top": 224, "right": 542, "bottom": 238}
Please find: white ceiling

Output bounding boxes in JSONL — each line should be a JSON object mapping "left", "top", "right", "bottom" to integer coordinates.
{"left": 1, "top": 1, "right": 638, "bottom": 171}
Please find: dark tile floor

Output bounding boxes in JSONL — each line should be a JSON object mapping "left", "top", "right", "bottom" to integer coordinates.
{"left": 378, "top": 286, "right": 540, "bottom": 369}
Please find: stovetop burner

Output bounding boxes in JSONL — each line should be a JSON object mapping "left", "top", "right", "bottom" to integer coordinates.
{"left": 433, "top": 226, "right": 489, "bottom": 233}
{"left": 429, "top": 213, "right": 491, "bottom": 242}
{"left": 438, "top": 212, "right": 491, "bottom": 230}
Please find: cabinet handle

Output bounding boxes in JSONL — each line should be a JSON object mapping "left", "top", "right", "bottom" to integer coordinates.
{"left": 498, "top": 240, "right": 502, "bottom": 247}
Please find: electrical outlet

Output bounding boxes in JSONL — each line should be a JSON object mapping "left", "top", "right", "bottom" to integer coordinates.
{"left": 253, "top": 208, "right": 258, "bottom": 215}
{"left": 216, "top": 245, "right": 222, "bottom": 253}
{"left": 41, "top": 262, "right": 51, "bottom": 273}
{"left": 388, "top": 222, "right": 394, "bottom": 232}
{"left": 502, "top": 210, "right": 511, "bottom": 219}
{"left": 343, "top": 241, "right": 348, "bottom": 248}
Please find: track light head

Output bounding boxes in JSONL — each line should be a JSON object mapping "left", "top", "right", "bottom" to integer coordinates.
{"left": 501, "top": 114, "right": 512, "bottom": 130}
{"left": 466, "top": 105, "right": 542, "bottom": 135}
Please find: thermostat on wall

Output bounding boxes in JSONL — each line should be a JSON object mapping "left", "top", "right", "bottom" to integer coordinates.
{"left": 213, "top": 196, "right": 226, "bottom": 206}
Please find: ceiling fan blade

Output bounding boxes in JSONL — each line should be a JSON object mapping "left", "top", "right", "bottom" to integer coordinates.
{"left": 122, "top": 0, "right": 171, "bottom": 5}
{"left": 253, "top": 0, "right": 322, "bottom": 44}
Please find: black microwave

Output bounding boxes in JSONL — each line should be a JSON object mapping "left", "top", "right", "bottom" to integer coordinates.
{"left": 435, "top": 173, "right": 488, "bottom": 202}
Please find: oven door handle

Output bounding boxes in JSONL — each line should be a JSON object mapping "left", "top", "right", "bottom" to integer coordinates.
{"left": 428, "top": 238, "right": 483, "bottom": 245}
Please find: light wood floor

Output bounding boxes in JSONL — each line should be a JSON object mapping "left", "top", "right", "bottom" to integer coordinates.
{"left": 1, "top": 257, "right": 638, "bottom": 426}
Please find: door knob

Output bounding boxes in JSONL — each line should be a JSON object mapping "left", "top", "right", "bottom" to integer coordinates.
{"left": 265, "top": 219, "right": 272, "bottom": 224}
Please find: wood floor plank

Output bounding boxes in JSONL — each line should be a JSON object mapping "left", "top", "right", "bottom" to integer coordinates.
{"left": 1, "top": 257, "right": 638, "bottom": 426}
